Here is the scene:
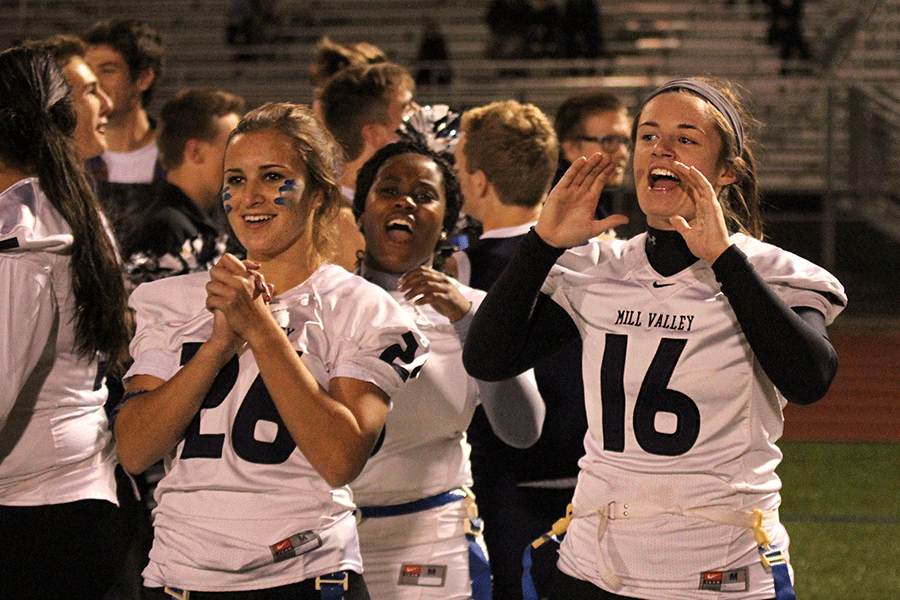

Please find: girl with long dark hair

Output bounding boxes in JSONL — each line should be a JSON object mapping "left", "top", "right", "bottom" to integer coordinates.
{"left": 0, "top": 46, "right": 133, "bottom": 598}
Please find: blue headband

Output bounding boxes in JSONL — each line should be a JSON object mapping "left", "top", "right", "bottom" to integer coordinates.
{"left": 644, "top": 78, "right": 744, "bottom": 156}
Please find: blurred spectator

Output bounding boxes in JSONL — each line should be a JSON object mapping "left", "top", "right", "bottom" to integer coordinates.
{"left": 319, "top": 61, "right": 416, "bottom": 270}
{"left": 451, "top": 100, "right": 564, "bottom": 600}
{"left": 525, "top": 0, "right": 562, "bottom": 58}
{"left": 83, "top": 19, "right": 164, "bottom": 185}
{"left": 119, "top": 88, "right": 245, "bottom": 286}
{"left": 561, "top": 0, "right": 605, "bottom": 58}
{"left": 768, "top": 0, "right": 812, "bottom": 73}
{"left": 83, "top": 19, "right": 165, "bottom": 258}
{"left": 485, "top": 0, "right": 530, "bottom": 58}
{"left": 308, "top": 36, "right": 386, "bottom": 119}
{"left": 415, "top": 17, "right": 453, "bottom": 85}
{"left": 226, "top": 0, "right": 279, "bottom": 61}
{"left": 227, "top": 0, "right": 267, "bottom": 45}
{"left": 553, "top": 89, "right": 633, "bottom": 227}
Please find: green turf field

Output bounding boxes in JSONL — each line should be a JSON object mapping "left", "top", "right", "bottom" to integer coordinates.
{"left": 777, "top": 441, "right": 900, "bottom": 599}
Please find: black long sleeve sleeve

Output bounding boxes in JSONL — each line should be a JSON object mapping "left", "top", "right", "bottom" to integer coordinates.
{"left": 711, "top": 245, "right": 838, "bottom": 405}
{"left": 464, "top": 229, "right": 839, "bottom": 405}
{"left": 463, "top": 228, "right": 580, "bottom": 381}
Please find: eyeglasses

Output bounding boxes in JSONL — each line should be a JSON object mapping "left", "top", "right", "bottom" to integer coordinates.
{"left": 572, "top": 135, "right": 632, "bottom": 152}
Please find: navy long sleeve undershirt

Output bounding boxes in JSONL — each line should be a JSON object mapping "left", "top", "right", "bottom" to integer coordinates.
{"left": 462, "top": 228, "right": 838, "bottom": 405}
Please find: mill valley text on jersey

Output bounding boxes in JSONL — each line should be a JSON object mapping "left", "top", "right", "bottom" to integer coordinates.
{"left": 614, "top": 309, "right": 695, "bottom": 332}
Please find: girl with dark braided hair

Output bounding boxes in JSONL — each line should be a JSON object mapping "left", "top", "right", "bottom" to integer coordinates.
{"left": 0, "top": 46, "right": 134, "bottom": 598}
{"left": 350, "top": 139, "right": 544, "bottom": 600}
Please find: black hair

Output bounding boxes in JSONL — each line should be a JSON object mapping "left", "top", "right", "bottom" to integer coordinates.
{"left": 83, "top": 19, "right": 164, "bottom": 107}
{"left": 353, "top": 139, "right": 463, "bottom": 272}
{"left": 353, "top": 139, "right": 463, "bottom": 235}
{"left": 0, "top": 46, "right": 129, "bottom": 369}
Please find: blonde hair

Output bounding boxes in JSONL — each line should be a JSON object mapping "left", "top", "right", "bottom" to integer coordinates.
{"left": 460, "top": 100, "right": 558, "bottom": 208}
{"left": 230, "top": 102, "right": 344, "bottom": 260}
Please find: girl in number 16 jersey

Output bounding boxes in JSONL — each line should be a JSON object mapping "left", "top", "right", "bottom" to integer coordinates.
{"left": 463, "top": 78, "right": 846, "bottom": 600}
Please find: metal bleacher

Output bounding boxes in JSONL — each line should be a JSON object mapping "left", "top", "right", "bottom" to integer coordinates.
{"left": 1, "top": 0, "right": 898, "bottom": 315}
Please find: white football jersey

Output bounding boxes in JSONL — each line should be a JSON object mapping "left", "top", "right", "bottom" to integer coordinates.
{"left": 0, "top": 178, "right": 117, "bottom": 507}
{"left": 350, "top": 279, "right": 485, "bottom": 508}
{"left": 349, "top": 274, "right": 485, "bottom": 599}
{"left": 126, "top": 264, "right": 428, "bottom": 591}
{"left": 543, "top": 232, "right": 845, "bottom": 599}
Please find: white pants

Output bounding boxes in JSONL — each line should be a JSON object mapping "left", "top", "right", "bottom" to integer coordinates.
{"left": 357, "top": 499, "right": 473, "bottom": 600}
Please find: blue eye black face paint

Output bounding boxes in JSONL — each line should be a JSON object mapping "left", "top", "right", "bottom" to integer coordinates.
{"left": 222, "top": 186, "right": 233, "bottom": 214}
{"left": 275, "top": 180, "right": 296, "bottom": 206}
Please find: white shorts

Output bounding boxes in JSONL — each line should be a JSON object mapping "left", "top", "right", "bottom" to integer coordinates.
{"left": 357, "top": 499, "right": 472, "bottom": 600}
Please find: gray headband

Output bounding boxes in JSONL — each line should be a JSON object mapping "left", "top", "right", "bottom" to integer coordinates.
{"left": 644, "top": 78, "right": 744, "bottom": 156}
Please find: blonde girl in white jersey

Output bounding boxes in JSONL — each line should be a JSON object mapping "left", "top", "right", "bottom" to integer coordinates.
{"left": 116, "top": 103, "right": 428, "bottom": 599}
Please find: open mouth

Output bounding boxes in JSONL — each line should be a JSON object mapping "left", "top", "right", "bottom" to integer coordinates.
{"left": 385, "top": 218, "right": 414, "bottom": 242}
{"left": 649, "top": 167, "right": 681, "bottom": 191}
{"left": 245, "top": 214, "right": 274, "bottom": 224}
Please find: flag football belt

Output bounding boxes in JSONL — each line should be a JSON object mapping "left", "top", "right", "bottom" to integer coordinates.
{"left": 522, "top": 502, "right": 795, "bottom": 600}
{"left": 358, "top": 488, "right": 492, "bottom": 600}
{"left": 163, "top": 571, "right": 349, "bottom": 600}
{"left": 356, "top": 487, "right": 467, "bottom": 518}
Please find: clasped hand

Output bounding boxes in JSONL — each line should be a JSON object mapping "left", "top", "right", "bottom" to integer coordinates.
{"left": 205, "top": 253, "right": 275, "bottom": 353}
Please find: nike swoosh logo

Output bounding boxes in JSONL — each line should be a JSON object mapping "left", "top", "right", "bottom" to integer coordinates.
{"left": 652, "top": 282, "right": 675, "bottom": 288}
